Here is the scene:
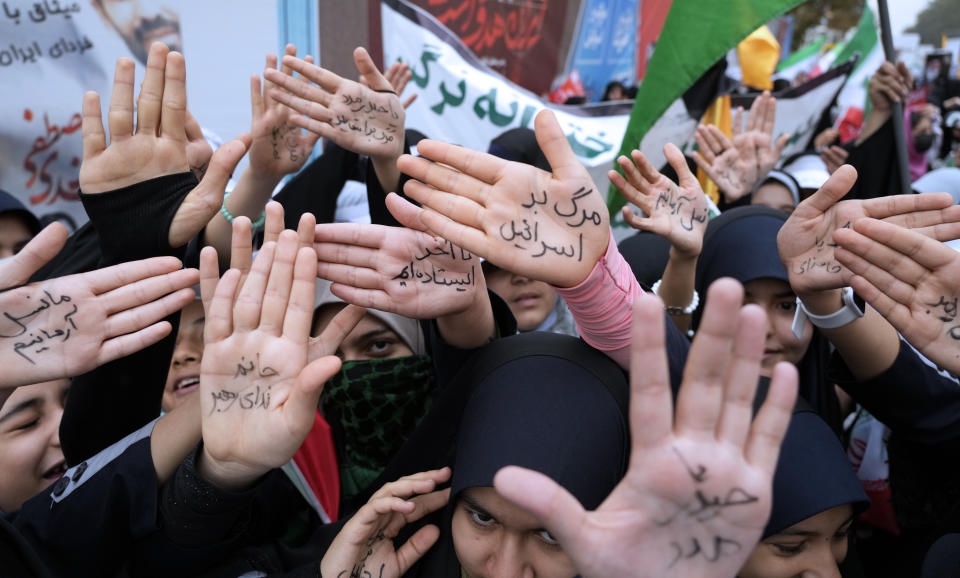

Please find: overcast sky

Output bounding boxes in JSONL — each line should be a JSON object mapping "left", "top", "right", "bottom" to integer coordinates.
{"left": 883, "top": 0, "right": 932, "bottom": 36}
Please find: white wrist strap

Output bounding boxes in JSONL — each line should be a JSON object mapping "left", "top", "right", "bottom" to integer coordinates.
{"left": 792, "top": 287, "right": 865, "bottom": 339}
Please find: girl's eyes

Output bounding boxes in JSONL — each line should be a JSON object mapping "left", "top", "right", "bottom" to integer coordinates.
{"left": 775, "top": 300, "right": 797, "bottom": 312}
{"left": 771, "top": 541, "right": 805, "bottom": 555}
{"left": 537, "top": 529, "right": 559, "bottom": 546}
{"left": 469, "top": 509, "right": 495, "bottom": 527}
{"left": 10, "top": 417, "right": 39, "bottom": 433}
{"left": 364, "top": 338, "right": 398, "bottom": 357}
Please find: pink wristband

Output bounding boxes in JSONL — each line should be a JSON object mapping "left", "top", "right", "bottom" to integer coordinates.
{"left": 554, "top": 233, "right": 643, "bottom": 369}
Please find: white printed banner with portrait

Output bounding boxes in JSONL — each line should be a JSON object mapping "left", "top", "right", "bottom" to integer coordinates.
{"left": 0, "top": 0, "right": 278, "bottom": 230}
{"left": 381, "top": 0, "right": 632, "bottom": 175}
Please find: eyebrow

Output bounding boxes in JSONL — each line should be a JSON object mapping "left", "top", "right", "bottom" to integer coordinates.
{"left": 352, "top": 328, "right": 398, "bottom": 344}
{"left": 191, "top": 316, "right": 205, "bottom": 327}
{"left": 459, "top": 493, "right": 494, "bottom": 519}
{"left": 776, "top": 514, "right": 857, "bottom": 537}
{"left": 0, "top": 398, "right": 41, "bottom": 426}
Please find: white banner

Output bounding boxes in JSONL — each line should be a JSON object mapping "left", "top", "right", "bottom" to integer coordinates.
{"left": 381, "top": 0, "right": 631, "bottom": 172}
{"left": 0, "top": 0, "right": 278, "bottom": 230}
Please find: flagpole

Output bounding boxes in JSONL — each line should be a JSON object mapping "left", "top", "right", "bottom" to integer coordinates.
{"left": 875, "top": 0, "right": 912, "bottom": 195}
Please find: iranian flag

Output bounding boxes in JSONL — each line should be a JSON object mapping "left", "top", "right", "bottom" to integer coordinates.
{"left": 774, "top": 36, "right": 825, "bottom": 83}
{"left": 830, "top": 4, "right": 885, "bottom": 142}
{"left": 607, "top": 0, "right": 805, "bottom": 216}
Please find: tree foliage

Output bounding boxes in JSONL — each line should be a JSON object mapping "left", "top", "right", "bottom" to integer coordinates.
{"left": 907, "top": 0, "right": 960, "bottom": 46}
{"left": 788, "top": 0, "right": 863, "bottom": 52}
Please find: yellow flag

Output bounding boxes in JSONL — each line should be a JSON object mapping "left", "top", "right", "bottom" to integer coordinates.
{"left": 737, "top": 25, "right": 781, "bottom": 91}
{"left": 697, "top": 95, "right": 732, "bottom": 204}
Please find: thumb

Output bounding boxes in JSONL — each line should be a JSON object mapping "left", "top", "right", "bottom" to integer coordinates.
{"left": 386, "top": 192, "right": 431, "bottom": 233}
{"left": 169, "top": 134, "right": 252, "bottom": 247}
{"left": 773, "top": 133, "right": 791, "bottom": 155}
{"left": 287, "top": 355, "right": 342, "bottom": 435}
{"left": 354, "top": 46, "right": 390, "bottom": 92}
{"left": 664, "top": 143, "right": 695, "bottom": 187}
{"left": 534, "top": 110, "right": 581, "bottom": 179}
{"left": 494, "top": 466, "right": 587, "bottom": 549}
{"left": 798, "top": 164, "right": 857, "bottom": 217}
{"left": 0, "top": 222, "right": 68, "bottom": 287}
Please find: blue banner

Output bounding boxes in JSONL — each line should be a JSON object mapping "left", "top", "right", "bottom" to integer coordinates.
{"left": 570, "top": 0, "right": 638, "bottom": 102}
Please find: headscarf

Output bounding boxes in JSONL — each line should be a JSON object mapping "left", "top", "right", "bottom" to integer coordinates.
{"left": 403, "top": 331, "right": 630, "bottom": 576}
{"left": 693, "top": 206, "right": 843, "bottom": 433}
{"left": 753, "top": 169, "right": 801, "bottom": 207}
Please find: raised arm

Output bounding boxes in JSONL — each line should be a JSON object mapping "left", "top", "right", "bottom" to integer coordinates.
{"left": 495, "top": 279, "right": 798, "bottom": 578}
{"left": 611, "top": 142, "right": 709, "bottom": 333}
{"left": 777, "top": 164, "right": 960, "bottom": 380}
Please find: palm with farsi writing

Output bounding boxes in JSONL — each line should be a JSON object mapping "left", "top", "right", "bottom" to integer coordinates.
{"left": 314, "top": 221, "right": 484, "bottom": 319}
{"left": 264, "top": 47, "right": 404, "bottom": 162}
{"left": 397, "top": 110, "right": 609, "bottom": 289}
{"left": 496, "top": 280, "right": 799, "bottom": 578}
{"left": 612, "top": 143, "right": 709, "bottom": 257}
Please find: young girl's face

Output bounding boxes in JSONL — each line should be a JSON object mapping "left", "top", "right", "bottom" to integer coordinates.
{"left": 452, "top": 486, "right": 576, "bottom": 578}
{"left": 0, "top": 379, "right": 69, "bottom": 512}
{"left": 738, "top": 504, "right": 854, "bottom": 578}
{"left": 743, "top": 278, "right": 813, "bottom": 377}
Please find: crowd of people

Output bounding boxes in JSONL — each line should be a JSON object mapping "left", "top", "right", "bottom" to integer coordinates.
{"left": 1, "top": 35, "right": 960, "bottom": 577}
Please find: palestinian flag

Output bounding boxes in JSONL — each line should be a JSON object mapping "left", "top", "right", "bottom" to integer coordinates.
{"left": 607, "top": 0, "right": 805, "bottom": 216}
{"left": 774, "top": 36, "right": 825, "bottom": 83}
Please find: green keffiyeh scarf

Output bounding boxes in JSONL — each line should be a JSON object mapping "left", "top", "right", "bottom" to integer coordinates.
{"left": 323, "top": 355, "right": 435, "bottom": 500}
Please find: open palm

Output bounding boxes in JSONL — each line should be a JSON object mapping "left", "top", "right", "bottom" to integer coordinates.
{"left": 314, "top": 222, "right": 482, "bottom": 319}
{"left": 496, "top": 280, "right": 798, "bottom": 578}
{"left": 612, "top": 143, "right": 709, "bottom": 257}
{"left": 778, "top": 166, "right": 960, "bottom": 295}
{"left": 397, "top": 110, "right": 609, "bottom": 288}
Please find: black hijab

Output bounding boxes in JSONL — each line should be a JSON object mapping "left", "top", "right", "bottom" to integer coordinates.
{"left": 404, "top": 331, "right": 630, "bottom": 576}
{"left": 693, "top": 206, "right": 843, "bottom": 433}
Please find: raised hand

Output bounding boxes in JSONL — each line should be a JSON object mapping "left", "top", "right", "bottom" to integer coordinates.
{"left": 611, "top": 143, "right": 709, "bottom": 257}
{"left": 80, "top": 43, "right": 252, "bottom": 247}
{"left": 315, "top": 220, "right": 483, "bottom": 318}
{"left": 834, "top": 218, "right": 960, "bottom": 375}
{"left": 495, "top": 279, "right": 798, "bottom": 578}
{"left": 743, "top": 91, "right": 790, "bottom": 179}
{"left": 691, "top": 120, "right": 758, "bottom": 203}
{"left": 776, "top": 165, "right": 960, "bottom": 296}
{"left": 396, "top": 110, "right": 609, "bottom": 288}
{"left": 0, "top": 255, "right": 198, "bottom": 389}
{"left": 248, "top": 45, "right": 321, "bottom": 181}
{"left": 377, "top": 59, "right": 418, "bottom": 109}
{"left": 198, "top": 231, "right": 363, "bottom": 490}
{"left": 264, "top": 47, "right": 405, "bottom": 162}
{"left": 321, "top": 469, "right": 451, "bottom": 578}
{"left": 0, "top": 222, "right": 69, "bottom": 288}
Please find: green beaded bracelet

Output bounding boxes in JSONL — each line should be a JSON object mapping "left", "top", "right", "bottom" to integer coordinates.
{"left": 220, "top": 192, "right": 266, "bottom": 229}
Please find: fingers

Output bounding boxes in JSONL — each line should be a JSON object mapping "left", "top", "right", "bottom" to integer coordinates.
{"left": 493, "top": 466, "right": 586, "bottom": 549}
{"left": 399, "top": 146, "right": 500, "bottom": 194}
{"left": 287, "top": 354, "right": 343, "bottom": 428}
{"left": 732, "top": 106, "right": 744, "bottom": 139}
{"left": 354, "top": 46, "right": 391, "bottom": 92}
{"left": 386, "top": 193, "right": 430, "bottom": 233}
{"left": 282, "top": 246, "right": 319, "bottom": 341}
{"left": 675, "top": 279, "right": 743, "bottom": 438}
{"left": 297, "top": 211, "right": 316, "bottom": 248}
{"left": 0, "top": 222, "right": 68, "bottom": 287}
{"left": 403, "top": 179, "right": 486, "bottom": 230}
{"left": 199, "top": 245, "right": 219, "bottom": 314}
{"left": 327, "top": 284, "right": 392, "bottom": 310}
{"left": 250, "top": 74, "right": 264, "bottom": 121}
{"left": 744, "top": 361, "right": 798, "bottom": 474}
{"left": 81, "top": 92, "right": 107, "bottom": 161}
{"left": 693, "top": 129, "right": 716, "bottom": 165}
{"left": 229, "top": 216, "right": 253, "bottom": 274}
{"left": 608, "top": 168, "right": 645, "bottom": 208}
{"left": 160, "top": 51, "right": 187, "bottom": 141}
{"left": 832, "top": 226, "right": 928, "bottom": 305}
{"left": 99, "top": 266, "right": 199, "bottom": 315}
{"left": 84, "top": 255, "right": 185, "bottom": 294}
{"left": 772, "top": 132, "right": 791, "bottom": 156}
{"left": 535, "top": 110, "right": 583, "bottom": 180}
{"left": 414, "top": 207, "right": 489, "bottom": 260}
{"left": 184, "top": 110, "right": 204, "bottom": 142}
{"left": 395, "top": 525, "right": 441, "bottom": 575}
{"left": 664, "top": 142, "right": 696, "bottom": 186}
{"left": 136, "top": 42, "right": 170, "bottom": 135}
{"left": 107, "top": 58, "right": 136, "bottom": 140}
{"left": 206, "top": 268, "right": 241, "bottom": 342}
{"left": 268, "top": 85, "right": 334, "bottom": 125}
{"left": 849, "top": 217, "right": 958, "bottom": 272}
{"left": 797, "top": 164, "right": 858, "bottom": 216}
{"left": 311, "top": 303, "right": 365, "bottom": 358}
{"left": 865, "top": 191, "right": 954, "bottom": 222}
{"left": 715, "top": 305, "right": 767, "bottom": 448}
{"left": 260, "top": 231, "right": 300, "bottom": 335}
{"left": 103, "top": 286, "right": 196, "bottom": 338}
{"left": 263, "top": 201, "right": 285, "bottom": 246}
{"left": 233, "top": 242, "right": 275, "bottom": 331}
{"left": 281, "top": 54, "right": 342, "bottom": 94}
{"left": 97, "top": 321, "right": 174, "bottom": 365}
{"left": 628, "top": 293, "right": 674, "bottom": 450}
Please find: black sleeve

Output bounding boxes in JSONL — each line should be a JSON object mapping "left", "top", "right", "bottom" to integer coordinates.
{"left": 842, "top": 118, "right": 904, "bottom": 199}
{"left": 364, "top": 136, "right": 413, "bottom": 227}
{"left": 12, "top": 432, "right": 160, "bottom": 578}
{"left": 272, "top": 143, "right": 359, "bottom": 228}
{"left": 59, "top": 173, "right": 196, "bottom": 465}
{"left": 829, "top": 339, "right": 960, "bottom": 443}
